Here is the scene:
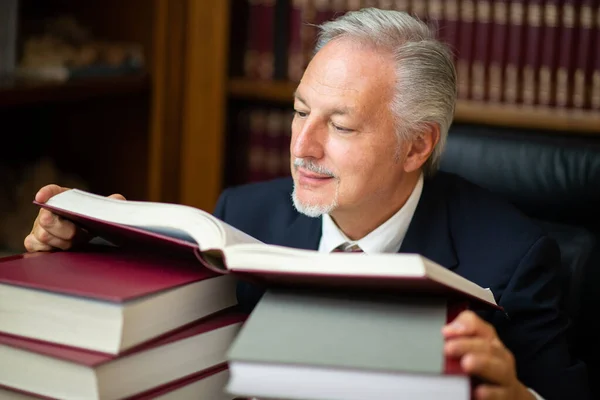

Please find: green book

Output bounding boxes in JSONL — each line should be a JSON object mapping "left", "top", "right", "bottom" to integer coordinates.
{"left": 226, "top": 289, "right": 470, "bottom": 400}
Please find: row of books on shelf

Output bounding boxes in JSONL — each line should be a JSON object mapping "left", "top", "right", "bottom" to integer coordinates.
{"left": 240, "top": 0, "right": 600, "bottom": 110}
{"left": 0, "top": 188, "right": 501, "bottom": 399}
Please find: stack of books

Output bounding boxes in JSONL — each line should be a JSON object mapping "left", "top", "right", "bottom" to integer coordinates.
{"left": 2, "top": 188, "right": 501, "bottom": 399}
{"left": 0, "top": 244, "right": 245, "bottom": 399}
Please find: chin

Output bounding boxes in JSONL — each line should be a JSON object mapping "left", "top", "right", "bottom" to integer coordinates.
{"left": 291, "top": 185, "right": 338, "bottom": 218}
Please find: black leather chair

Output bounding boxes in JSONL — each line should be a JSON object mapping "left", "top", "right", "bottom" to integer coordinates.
{"left": 440, "top": 122, "right": 600, "bottom": 398}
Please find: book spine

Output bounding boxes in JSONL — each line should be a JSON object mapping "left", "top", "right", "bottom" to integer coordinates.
{"left": 444, "top": 300, "right": 470, "bottom": 375}
{"left": 572, "top": 0, "right": 594, "bottom": 109}
{"left": 427, "top": 0, "right": 444, "bottom": 42}
{"left": 273, "top": 0, "right": 291, "bottom": 80}
{"left": 288, "top": 0, "right": 305, "bottom": 81}
{"left": 471, "top": 0, "right": 493, "bottom": 101}
{"left": 503, "top": 0, "right": 526, "bottom": 105}
{"left": 537, "top": 0, "right": 560, "bottom": 106}
{"left": 457, "top": 0, "right": 476, "bottom": 99}
{"left": 443, "top": 0, "right": 462, "bottom": 63}
{"left": 522, "top": 0, "right": 544, "bottom": 106}
{"left": 280, "top": 110, "right": 294, "bottom": 177}
{"left": 258, "top": 0, "right": 277, "bottom": 80}
{"left": 488, "top": 0, "right": 509, "bottom": 102}
{"left": 244, "top": 0, "right": 262, "bottom": 78}
{"left": 592, "top": 3, "right": 600, "bottom": 110}
{"left": 554, "top": 0, "right": 577, "bottom": 108}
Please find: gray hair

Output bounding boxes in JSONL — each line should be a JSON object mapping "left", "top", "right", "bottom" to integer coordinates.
{"left": 315, "top": 8, "right": 457, "bottom": 176}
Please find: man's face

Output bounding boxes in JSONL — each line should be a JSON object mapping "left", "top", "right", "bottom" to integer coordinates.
{"left": 291, "top": 39, "right": 408, "bottom": 217}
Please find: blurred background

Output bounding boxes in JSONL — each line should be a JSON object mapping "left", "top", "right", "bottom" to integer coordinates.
{"left": 0, "top": 0, "right": 598, "bottom": 256}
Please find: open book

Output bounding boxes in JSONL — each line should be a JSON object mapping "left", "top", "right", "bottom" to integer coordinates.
{"left": 37, "top": 189, "right": 499, "bottom": 308}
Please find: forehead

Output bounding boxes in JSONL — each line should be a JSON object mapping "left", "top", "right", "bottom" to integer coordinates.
{"left": 295, "top": 39, "right": 396, "bottom": 112}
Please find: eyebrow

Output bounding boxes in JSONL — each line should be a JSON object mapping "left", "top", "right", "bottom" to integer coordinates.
{"left": 294, "top": 90, "right": 355, "bottom": 116}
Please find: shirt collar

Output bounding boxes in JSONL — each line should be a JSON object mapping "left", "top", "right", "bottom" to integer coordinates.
{"left": 319, "top": 174, "right": 424, "bottom": 254}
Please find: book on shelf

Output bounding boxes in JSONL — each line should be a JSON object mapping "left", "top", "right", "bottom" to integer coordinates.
{"left": 0, "top": 312, "right": 244, "bottom": 400}
{"left": 0, "top": 245, "right": 237, "bottom": 354}
{"left": 37, "top": 189, "right": 499, "bottom": 309}
{"left": 226, "top": 289, "right": 472, "bottom": 400}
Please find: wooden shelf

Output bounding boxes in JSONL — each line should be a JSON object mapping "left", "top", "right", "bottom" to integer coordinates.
{"left": 0, "top": 74, "right": 150, "bottom": 108}
{"left": 228, "top": 78, "right": 600, "bottom": 134}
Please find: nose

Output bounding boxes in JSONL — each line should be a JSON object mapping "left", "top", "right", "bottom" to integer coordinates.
{"left": 291, "top": 116, "right": 325, "bottom": 160}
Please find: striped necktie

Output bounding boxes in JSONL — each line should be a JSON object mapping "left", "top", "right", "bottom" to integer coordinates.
{"left": 332, "top": 242, "right": 364, "bottom": 253}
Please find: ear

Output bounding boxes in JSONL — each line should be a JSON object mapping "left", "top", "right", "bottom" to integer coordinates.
{"left": 403, "top": 123, "right": 440, "bottom": 173}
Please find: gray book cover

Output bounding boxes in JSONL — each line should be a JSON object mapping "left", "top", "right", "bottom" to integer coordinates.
{"left": 227, "top": 289, "right": 449, "bottom": 375}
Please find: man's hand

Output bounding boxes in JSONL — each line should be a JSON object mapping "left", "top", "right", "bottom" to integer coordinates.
{"left": 24, "top": 184, "right": 125, "bottom": 252}
{"left": 443, "top": 310, "right": 536, "bottom": 400}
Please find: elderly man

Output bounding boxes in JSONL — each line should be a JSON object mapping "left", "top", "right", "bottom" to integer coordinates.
{"left": 25, "top": 8, "right": 588, "bottom": 400}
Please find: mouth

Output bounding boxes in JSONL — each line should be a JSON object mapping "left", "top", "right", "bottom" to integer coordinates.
{"left": 296, "top": 167, "right": 335, "bottom": 186}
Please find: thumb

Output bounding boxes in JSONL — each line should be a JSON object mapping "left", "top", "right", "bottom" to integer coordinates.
{"left": 35, "top": 184, "right": 71, "bottom": 203}
{"left": 108, "top": 193, "right": 126, "bottom": 201}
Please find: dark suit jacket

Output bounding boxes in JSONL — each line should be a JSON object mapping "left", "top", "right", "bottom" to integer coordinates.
{"left": 213, "top": 171, "right": 589, "bottom": 399}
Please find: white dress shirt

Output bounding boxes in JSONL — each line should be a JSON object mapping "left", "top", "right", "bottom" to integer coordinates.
{"left": 318, "top": 174, "right": 424, "bottom": 253}
{"left": 316, "top": 173, "right": 544, "bottom": 400}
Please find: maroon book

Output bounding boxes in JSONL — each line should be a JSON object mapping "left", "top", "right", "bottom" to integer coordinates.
{"left": 0, "top": 313, "right": 244, "bottom": 400}
{"left": 488, "top": 0, "right": 509, "bottom": 102}
{"left": 471, "top": 0, "right": 493, "bottom": 100}
{"left": 522, "top": 0, "right": 545, "bottom": 105}
{"left": 457, "top": 0, "right": 476, "bottom": 99}
{"left": 287, "top": 0, "right": 305, "bottom": 82}
{"left": 256, "top": 0, "right": 276, "bottom": 80}
{"left": 0, "top": 247, "right": 237, "bottom": 354}
{"left": 538, "top": 0, "right": 561, "bottom": 106}
{"left": 243, "top": 0, "right": 262, "bottom": 78}
{"left": 555, "top": 0, "right": 579, "bottom": 108}
{"left": 442, "top": 0, "right": 462, "bottom": 62}
{"left": 503, "top": 0, "right": 526, "bottom": 104}
{"left": 572, "top": 0, "right": 595, "bottom": 109}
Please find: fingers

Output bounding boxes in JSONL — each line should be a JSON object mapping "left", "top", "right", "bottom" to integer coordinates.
{"left": 108, "top": 193, "right": 126, "bottom": 201}
{"left": 24, "top": 209, "right": 78, "bottom": 252}
{"left": 445, "top": 337, "right": 507, "bottom": 363}
{"left": 34, "top": 184, "right": 71, "bottom": 204}
{"left": 442, "top": 310, "right": 497, "bottom": 339}
{"left": 460, "top": 351, "right": 513, "bottom": 385}
{"left": 474, "top": 385, "right": 507, "bottom": 400}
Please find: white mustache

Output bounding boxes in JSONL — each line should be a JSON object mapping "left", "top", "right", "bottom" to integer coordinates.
{"left": 294, "top": 158, "right": 336, "bottom": 178}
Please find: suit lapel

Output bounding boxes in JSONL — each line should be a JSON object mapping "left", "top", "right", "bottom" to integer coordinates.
{"left": 280, "top": 213, "right": 322, "bottom": 250}
{"left": 400, "top": 174, "right": 459, "bottom": 270}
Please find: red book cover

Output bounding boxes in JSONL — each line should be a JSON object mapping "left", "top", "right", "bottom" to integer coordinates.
{"left": 538, "top": 0, "right": 561, "bottom": 106}
{"left": 488, "top": 0, "right": 509, "bottom": 102}
{"left": 593, "top": 3, "right": 600, "bottom": 110}
{"left": 572, "top": 0, "right": 595, "bottom": 109}
{"left": 457, "top": 0, "right": 476, "bottom": 99}
{"left": 503, "top": 0, "right": 526, "bottom": 104}
{"left": 0, "top": 246, "right": 216, "bottom": 302}
{"left": 471, "top": 0, "right": 493, "bottom": 100}
{"left": 522, "top": 0, "right": 544, "bottom": 105}
{"left": 555, "top": 0, "right": 578, "bottom": 108}
{"left": 288, "top": 0, "right": 305, "bottom": 82}
{"left": 442, "top": 0, "right": 462, "bottom": 63}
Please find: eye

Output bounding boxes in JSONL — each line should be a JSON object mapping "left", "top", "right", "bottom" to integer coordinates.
{"left": 332, "top": 123, "right": 353, "bottom": 133}
{"left": 294, "top": 110, "right": 308, "bottom": 118}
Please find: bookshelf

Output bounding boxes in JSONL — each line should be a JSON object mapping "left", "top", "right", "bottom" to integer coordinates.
{"left": 0, "top": 74, "right": 149, "bottom": 107}
{"left": 228, "top": 78, "right": 600, "bottom": 134}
